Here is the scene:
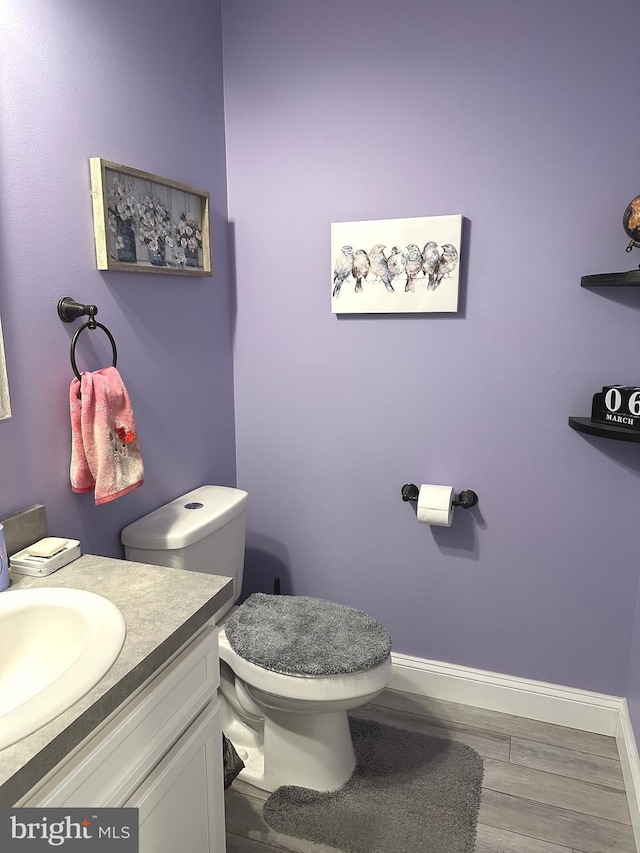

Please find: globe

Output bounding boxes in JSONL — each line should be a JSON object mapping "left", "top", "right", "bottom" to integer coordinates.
{"left": 623, "top": 195, "right": 640, "bottom": 250}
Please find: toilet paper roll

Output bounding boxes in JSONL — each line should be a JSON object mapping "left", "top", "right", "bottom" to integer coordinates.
{"left": 417, "top": 484, "right": 454, "bottom": 527}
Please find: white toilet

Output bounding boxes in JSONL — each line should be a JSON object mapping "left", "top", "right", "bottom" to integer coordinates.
{"left": 121, "top": 485, "right": 392, "bottom": 793}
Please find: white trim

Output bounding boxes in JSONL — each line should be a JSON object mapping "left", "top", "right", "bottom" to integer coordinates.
{"left": 616, "top": 699, "right": 640, "bottom": 849}
{"left": 390, "top": 652, "right": 622, "bottom": 735}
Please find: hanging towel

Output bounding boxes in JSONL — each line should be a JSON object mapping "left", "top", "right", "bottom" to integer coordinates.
{"left": 70, "top": 366, "right": 144, "bottom": 505}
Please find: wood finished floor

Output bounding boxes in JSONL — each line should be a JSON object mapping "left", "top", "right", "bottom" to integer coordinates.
{"left": 224, "top": 688, "right": 637, "bottom": 853}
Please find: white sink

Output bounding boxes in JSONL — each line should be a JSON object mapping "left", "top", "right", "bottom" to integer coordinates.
{"left": 0, "top": 587, "right": 126, "bottom": 750}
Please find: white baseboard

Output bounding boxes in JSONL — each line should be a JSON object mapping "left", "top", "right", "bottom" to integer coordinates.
{"left": 390, "top": 652, "right": 640, "bottom": 848}
{"left": 390, "top": 652, "right": 622, "bottom": 735}
{"left": 617, "top": 699, "right": 640, "bottom": 847}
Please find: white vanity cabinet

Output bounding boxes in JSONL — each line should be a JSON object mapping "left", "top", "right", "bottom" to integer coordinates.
{"left": 17, "top": 624, "right": 225, "bottom": 853}
{"left": 125, "top": 701, "right": 223, "bottom": 852}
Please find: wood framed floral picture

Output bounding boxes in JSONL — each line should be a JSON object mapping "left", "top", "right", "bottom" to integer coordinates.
{"left": 89, "top": 158, "right": 212, "bottom": 276}
{"left": 0, "top": 315, "right": 11, "bottom": 420}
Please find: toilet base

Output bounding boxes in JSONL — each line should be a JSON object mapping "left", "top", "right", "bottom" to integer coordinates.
{"left": 264, "top": 707, "right": 356, "bottom": 792}
{"left": 222, "top": 694, "right": 356, "bottom": 793}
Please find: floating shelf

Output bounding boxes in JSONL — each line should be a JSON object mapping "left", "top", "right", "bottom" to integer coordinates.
{"left": 570, "top": 272, "right": 640, "bottom": 443}
{"left": 568, "top": 417, "right": 640, "bottom": 443}
{"left": 581, "top": 271, "right": 640, "bottom": 287}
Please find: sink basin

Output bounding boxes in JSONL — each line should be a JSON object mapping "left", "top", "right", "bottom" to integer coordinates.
{"left": 0, "top": 587, "right": 126, "bottom": 750}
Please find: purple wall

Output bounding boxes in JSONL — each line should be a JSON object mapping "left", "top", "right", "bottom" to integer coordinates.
{"left": 627, "top": 581, "right": 640, "bottom": 735}
{"left": 223, "top": 0, "right": 640, "bottom": 702}
{"left": 5, "top": 0, "right": 640, "bottom": 739}
{"left": 0, "top": 0, "right": 236, "bottom": 558}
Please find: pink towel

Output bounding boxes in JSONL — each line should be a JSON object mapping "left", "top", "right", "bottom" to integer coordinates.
{"left": 70, "top": 366, "right": 144, "bottom": 505}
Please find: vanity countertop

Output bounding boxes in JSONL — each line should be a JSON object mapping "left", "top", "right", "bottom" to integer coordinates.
{"left": 0, "top": 554, "right": 233, "bottom": 805}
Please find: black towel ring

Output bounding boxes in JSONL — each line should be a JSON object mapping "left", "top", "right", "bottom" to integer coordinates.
{"left": 57, "top": 297, "right": 119, "bottom": 383}
{"left": 70, "top": 321, "right": 118, "bottom": 383}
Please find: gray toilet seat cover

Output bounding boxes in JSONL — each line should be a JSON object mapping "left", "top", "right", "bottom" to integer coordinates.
{"left": 224, "top": 593, "right": 392, "bottom": 676}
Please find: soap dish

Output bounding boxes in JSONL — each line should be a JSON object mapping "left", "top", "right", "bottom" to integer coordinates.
{"left": 10, "top": 539, "right": 82, "bottom": 577}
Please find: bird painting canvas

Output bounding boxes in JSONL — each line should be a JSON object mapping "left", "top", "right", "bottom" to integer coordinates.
{"left": 331, "top": 215, "right": 462, "bottom": 313}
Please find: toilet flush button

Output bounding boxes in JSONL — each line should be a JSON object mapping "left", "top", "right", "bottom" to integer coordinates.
{"left": 184, "top": 502, "right": 204, "bottom": 509}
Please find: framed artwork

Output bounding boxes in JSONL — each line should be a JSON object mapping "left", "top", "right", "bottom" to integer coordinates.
{"left": 89, "top": 158, "right": 212, "bottom": 276}
{"left": 0, "top": 316, "right": 11, "bottom": 420}
{"left": 331, "top": 214, "right": 462, "bottom": 313}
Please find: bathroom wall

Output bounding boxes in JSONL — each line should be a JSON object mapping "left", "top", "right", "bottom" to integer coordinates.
{"left": 223, "top": 0, "right": 640, "bottom": 702}
{"left": 626, "top": 582, "right": 640, "bottom": 735}
{"left": 0, "top": 0, "right": 236, "bottom": 557}
{"left": 5, "top": 0, "right": 640, "bottom": 740}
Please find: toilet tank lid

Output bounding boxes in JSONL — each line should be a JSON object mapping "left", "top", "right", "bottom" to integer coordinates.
{"left": 121, "top": 486, "right": 248, "bottom": 550}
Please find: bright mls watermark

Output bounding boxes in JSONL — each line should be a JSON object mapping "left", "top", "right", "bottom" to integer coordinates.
{"left": 0, "top": 809, "right": 138, "bottom": 850}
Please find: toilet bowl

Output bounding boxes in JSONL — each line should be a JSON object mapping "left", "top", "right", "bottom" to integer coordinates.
{"left": 217, "top": 595, "right": 392, "bottom": 792}
{"left": 121, "top": 486, "right": 393, "bottom": 793}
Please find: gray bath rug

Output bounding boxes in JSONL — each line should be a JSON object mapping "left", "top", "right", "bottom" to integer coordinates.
{"left": 263, "top": 716, "right": 484, "bottom": 853}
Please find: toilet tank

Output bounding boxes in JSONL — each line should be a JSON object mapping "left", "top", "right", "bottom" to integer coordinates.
{"left": 121, "top": 486, "right": 248, "bottom": 617}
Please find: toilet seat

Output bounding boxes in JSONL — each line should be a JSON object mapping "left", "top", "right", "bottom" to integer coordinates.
{"left": 223, "top": 593, "right": 392, "bottom": 676}
{"left": 219, "top": 627, "right": 392, "bottom": 703}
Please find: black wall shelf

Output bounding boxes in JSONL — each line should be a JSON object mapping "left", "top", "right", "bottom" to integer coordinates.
{"left": 581, "top": 271, "right": 640, "bottom": 287}
{"left": 571, "top": 269, "right": 640, "bottom": 443}
{"left": 568, "top": 416, "right": 640, "bottom": 443}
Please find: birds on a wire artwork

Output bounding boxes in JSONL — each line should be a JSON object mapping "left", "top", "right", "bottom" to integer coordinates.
{"left": 332, "top": 240, "right": 459, "bottom": 298}
{"left": 331, "top": 215, "right": 463, "bottom": 314}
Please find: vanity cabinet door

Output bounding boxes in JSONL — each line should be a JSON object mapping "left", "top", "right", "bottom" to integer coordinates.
{"left": 125, "top": 701, "right": 225, "bottom": 853}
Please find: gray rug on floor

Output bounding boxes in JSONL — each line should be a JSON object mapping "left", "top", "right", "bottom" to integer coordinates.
{"left": 263, "top": 717, "right": 484, "bottom": 853}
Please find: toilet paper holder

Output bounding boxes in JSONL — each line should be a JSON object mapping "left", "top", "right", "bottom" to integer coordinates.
{"left": 401, "top": 483, "right": 478, "bottom": 509}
